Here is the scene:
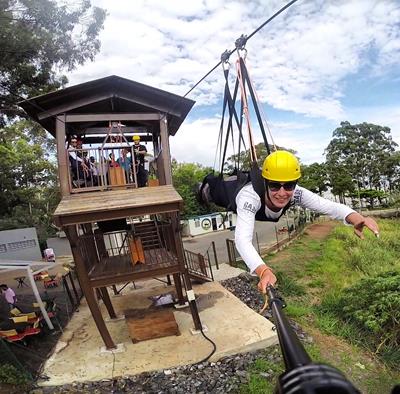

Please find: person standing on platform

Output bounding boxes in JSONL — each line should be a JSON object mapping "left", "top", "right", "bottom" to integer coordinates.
{"left": 132, "top": 135, "right": 148, "bottom": 187}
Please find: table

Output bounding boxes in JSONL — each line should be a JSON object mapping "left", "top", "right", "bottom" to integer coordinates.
{"left": 14, "top": 276, "right": 29, "bottom": 288}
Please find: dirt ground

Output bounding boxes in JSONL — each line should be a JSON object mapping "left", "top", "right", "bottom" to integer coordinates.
{"left": 302, "top": 221, "right": 337, "bottom": 239}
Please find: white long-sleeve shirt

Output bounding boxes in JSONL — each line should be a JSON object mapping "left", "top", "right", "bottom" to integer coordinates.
{"left": 235, "top": 183, "right": 355, "bottom": 273}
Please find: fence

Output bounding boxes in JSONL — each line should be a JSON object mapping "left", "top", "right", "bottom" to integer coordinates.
{"left": 68, "top": 146, "right": 140, "bottom": 192}
{"left": 226, "top": 209, "right": 317, "bottom": 267}
{"left": 184, "top": 241, "right": 218, "bottom": 282}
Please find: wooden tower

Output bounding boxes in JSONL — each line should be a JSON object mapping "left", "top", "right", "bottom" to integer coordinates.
{"left": 20, "top": 75, "right": 203, "bottom": 349}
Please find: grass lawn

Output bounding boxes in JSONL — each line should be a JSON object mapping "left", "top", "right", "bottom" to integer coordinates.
{"left": 240, "top": 219, "right": 400, "bottom": 394}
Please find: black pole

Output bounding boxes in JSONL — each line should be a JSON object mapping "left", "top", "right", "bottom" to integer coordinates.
{"left": 266, "top": 286, "right": 361, "bottom": 394}
{"left": 267, "top": 286, "right": 311, "bottom": 369}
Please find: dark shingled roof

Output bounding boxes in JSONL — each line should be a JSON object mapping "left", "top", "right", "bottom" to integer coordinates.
{"left": 18, "top": 75, "right": 195, "bottom": 138}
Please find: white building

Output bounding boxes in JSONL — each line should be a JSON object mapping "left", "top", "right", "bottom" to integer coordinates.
{"left": 0, "top": 227, "right": 42, "bottom": 261}
{"left": 183, "top": 211, "right": 236, "bottom": 237}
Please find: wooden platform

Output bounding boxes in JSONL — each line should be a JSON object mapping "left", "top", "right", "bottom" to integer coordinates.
{"left": 53, "top": 185, "right": 183, "bottom": 226}
{"left": 88, "top": 249, "right": 180, "bottom": 286}
{"left": 124, "top": 308, "right": 180, "bottom": 343}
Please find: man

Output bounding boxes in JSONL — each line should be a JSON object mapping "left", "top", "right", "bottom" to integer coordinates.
{"left": 117, "top": 148, "right": 132, "bottom": 182}
{"left": 0, "top": 284, "right": 17, "bottom": 310}
{"left": 235, "top": 150, "right": 380, "bottom": 293}
{"left": 132, "top": 135, "right": 148, "bottom": 187}
{"left": 68, "top": 135, "right": 89, "bottom": 183}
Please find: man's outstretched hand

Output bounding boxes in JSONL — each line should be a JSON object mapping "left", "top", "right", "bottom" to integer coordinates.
{"left": 346, "top": 212, "right": 380, "bottom": 239}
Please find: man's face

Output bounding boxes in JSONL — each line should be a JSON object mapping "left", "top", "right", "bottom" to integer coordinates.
{"left": 266, "top": 181, "right": 296, "bottom": 208}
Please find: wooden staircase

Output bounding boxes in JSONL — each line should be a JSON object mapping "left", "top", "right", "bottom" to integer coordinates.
{"left": 133, "top": 220, "right": 214, "bottom": 283}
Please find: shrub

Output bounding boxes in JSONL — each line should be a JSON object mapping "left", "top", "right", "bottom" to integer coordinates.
{"left": 334, "top": 271, "right": 400, "bottom": 360}
{"left": 0, "top": 363, "right": 31, "bottom": 385}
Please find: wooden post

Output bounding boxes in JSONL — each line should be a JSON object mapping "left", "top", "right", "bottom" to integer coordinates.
{"left": 64, "top": 225, "right": 116, "bottom": 350}
{"left": 99, "top": 287, "right": 117, "bottom": 319}
{"left": 56, "top": 115, "right": 69, "bottom": 196}
{"left": 171, "top": 213, "right": 202, "bottom": 331}
{"left": 212, "top": 241, "right": 219, "bottom": 270}
{"left": 173, "top": 273, "right": 185, "bottom": 305}
{"left": 68, "top": 271, "right": 80, "bottom": 306}
{"left": 62, "top": 276, "right": 75, "bottom": 309}
{"left": 159, "top": 116, "right": 172, "bottom": 185}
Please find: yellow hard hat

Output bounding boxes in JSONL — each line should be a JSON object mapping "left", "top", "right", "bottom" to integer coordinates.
{"left": 262, "top": 150, "right": 301, "bottom": 181}
{"left": 132, "top": 135, "right": 140, "bottom": 142}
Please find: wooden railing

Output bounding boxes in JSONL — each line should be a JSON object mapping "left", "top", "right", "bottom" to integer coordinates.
{"left": 184, "top": 249, "right": 214, "bottom": 282}
{"left": 67, "top": 146, "right": 139, "bottom": 193}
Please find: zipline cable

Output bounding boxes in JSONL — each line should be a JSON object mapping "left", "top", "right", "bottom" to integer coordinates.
{"left": 245, "top": 59, "right": 277, "bottom": 150}
{"left": 183, "top": 0, "right": 299, "bottom": 98}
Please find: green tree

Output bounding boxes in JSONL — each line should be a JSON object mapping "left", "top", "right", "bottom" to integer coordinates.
{"left": 381, "top": 151, "right": 400, "bottom": 192}
{"left": 0, "top": 120, "right": 59, "bottom": 246}
{"left": 224, "top": 143, "right": 295, "bottom": 173}
{"left": 325, "top": 122, "right": 398, "bottom": 195}
{"left": 171, "top": 160, "right": 214, "bottom": 218}
{"left": 324, "top": 163, "right": 355, "bottom": 204}
{"left": 0, "top": 0, "right": 106, "bottom": 124}
{"left": 299, "top": 162, "right": 328, "bottom": 195}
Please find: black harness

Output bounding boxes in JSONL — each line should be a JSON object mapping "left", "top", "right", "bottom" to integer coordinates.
{"left": 198, "top": 164, "right": 293, "bottom": 223}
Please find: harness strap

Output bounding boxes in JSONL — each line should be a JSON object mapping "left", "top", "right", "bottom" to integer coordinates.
{"left": 239, "top": 58, "right": 271, "bottom": 155}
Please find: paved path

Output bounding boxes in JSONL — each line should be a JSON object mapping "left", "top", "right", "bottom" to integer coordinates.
{"left": 183, "top": 218, "right": 293, "bottom": 266}
{"left": 44, "top": 217, "right": 295, "bottom": 269}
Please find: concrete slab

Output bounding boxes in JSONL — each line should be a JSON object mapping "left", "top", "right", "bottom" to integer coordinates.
{"left": 39, "top": 281, "right": 277, "bottom": 386}
{"left": 212, "top": 262, "right": 247, "bottom": 282}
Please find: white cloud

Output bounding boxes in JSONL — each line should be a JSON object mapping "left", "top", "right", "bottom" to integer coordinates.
{"left": 66, "top": 0, "right": 400, "bottom": 166}
{"left": 348, "top": 105, "right": 400, "bottom": 146}
{"left": 170, "top": 117, "right": 223, "bottom": 168}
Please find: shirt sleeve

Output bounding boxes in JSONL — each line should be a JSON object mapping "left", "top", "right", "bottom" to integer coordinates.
{"left": 234, "top": 185, "right": 265, "bottom": 273}
{"left": 294, "top": 186, "right": 355, "bottom": 223}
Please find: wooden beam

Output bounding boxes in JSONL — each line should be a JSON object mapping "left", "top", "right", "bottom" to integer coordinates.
{"left": 89, "top": 265, "right": 181, "bottom": 288}
{"left": 38, "top": 94, "right": 111, "bottom": 120}
{"left": 56, "top": 115, "right": 70, "bottom": 196}
{"left": 65, "top": 113, "right": 161, "bottom": 123}
{"left": 54, "top": 202, "right": 181, "bottom": 227}
{"left": 159, "top": 117, "right": 172, "bottom": 185}
{"left": 64, "top": 225, "right": 116, "bottom": 350}
{"left": 80, "top": 126, "right": 148, "bottom": 135}
{"left": 109, "top": 93, "right": 182, "bottom": 118}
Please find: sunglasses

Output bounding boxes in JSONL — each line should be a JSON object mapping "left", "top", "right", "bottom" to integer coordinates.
{"left": 267, "top": 181, "right": 297, "bottom": 192}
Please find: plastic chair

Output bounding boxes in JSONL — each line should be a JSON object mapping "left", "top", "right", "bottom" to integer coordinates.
{"left": 43, "top": 276, "right": 59, "bottom": 288}
{"left": 0, "top": 329, "right": 26, "bottom": 342}
{"left": 32, "top": 302, "right": 47, "bottom": 308}
{"left": 10, "top": 307, "right": 22, "bottom": 316}
{"left": 10, "top": 316, "right": 28, "bottom": 324}
{"left": 23, "top": 320, "right": 41, "bottom": 336}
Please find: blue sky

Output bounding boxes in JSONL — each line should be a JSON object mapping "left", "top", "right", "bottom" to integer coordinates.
{"left": 67, "top": 0, "right": 400, "bottom": 167}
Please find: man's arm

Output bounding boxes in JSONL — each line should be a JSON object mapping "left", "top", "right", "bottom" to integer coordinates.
{"left": 235, "top": 186, "right": 277, "bottom": 292}
{"left": 296, "top": 186, "right": 379, "bottom": 238}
